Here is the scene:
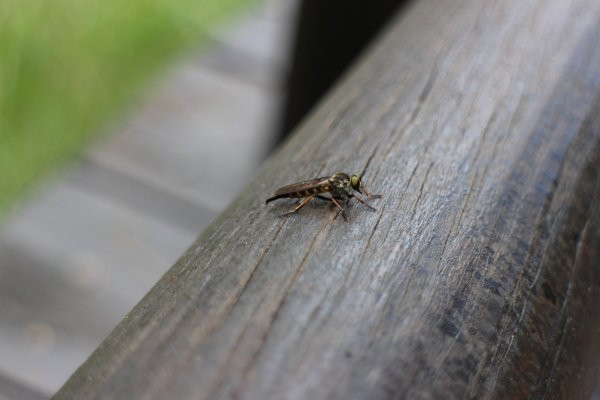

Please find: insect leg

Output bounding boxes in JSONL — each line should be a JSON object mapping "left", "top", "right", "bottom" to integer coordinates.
{"left": 330, "top": 197, "right": 348, "bottom": 222}
{"left": 280, "top": 195, "right": 314, "bottom": 217}
{"left": 316, "top": 195, "right": 348, "bottom": 222}
{"left": 352, "top": 194, "right": 377, "bottom": 211}
{"left": 360, "top": 185, "right": 382, "bottom": 199}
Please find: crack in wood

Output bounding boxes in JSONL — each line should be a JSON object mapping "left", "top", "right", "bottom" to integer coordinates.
{"left": 539, "top": 217, "right": 591, "bottom": 400}
{"left": 408, "top": 51, "right": 442, "bottom": 128}
{"left": 234, "top": 225, "right": 326, "bottom": 397}
{"left": 203, "top": 223, "right": 288, "bottom": 398}
{"left": 409, "top": 162, "right": 434, "bottom": 221}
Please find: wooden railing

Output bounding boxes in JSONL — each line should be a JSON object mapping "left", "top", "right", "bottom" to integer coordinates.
{"left": 54, "top": 0, "right": 600, "bottom": 398}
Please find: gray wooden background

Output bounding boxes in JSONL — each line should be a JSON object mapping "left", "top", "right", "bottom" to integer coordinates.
{"left": 3, "top": 0, "right": 600, "bottom": 398}
{"left": 0, "top": 0, "right": 297, "bottom": 397}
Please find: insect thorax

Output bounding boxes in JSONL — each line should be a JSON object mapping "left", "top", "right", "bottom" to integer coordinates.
{"left": 329, "top": 174, "right": 353, "bottom": 199}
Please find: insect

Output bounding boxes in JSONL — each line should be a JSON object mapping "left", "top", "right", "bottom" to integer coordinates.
{"left": 266, "top": 173, "right": 381, "bottom": 221}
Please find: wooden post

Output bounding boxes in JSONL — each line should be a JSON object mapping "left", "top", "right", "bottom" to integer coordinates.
{"left": 277, "top": 0, "right": 410, "bottom": 141}
{"left": 55, "top": 0, "right": 600, "bottom": 398}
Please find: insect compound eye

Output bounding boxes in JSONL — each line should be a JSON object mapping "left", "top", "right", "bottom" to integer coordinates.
{"left": 351, "top": 174, "right": 361, "bottom": 189}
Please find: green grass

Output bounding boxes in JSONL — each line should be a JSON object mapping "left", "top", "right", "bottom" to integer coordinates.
{"left": 0, "top": 0, "right": 252, "bottom": 218}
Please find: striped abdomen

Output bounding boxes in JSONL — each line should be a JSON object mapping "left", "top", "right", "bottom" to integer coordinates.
{"left": 266, "top": 177, "right": 331, "bottom": 204}
{"left": 278, "top": 185, "right": 330, "bottom": 198}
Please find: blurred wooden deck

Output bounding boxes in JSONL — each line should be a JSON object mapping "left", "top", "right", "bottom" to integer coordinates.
{"left": 0, "top": 0, "right": 297, "bottom": 397}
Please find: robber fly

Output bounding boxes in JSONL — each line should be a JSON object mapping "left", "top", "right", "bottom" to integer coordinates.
{"left": 266, "top": 173, "right": 381, "bottom": 221}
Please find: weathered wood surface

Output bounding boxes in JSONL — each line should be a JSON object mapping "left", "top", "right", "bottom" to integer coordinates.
{"left": 55, "top": 0, "right": 600, "bottom": 398}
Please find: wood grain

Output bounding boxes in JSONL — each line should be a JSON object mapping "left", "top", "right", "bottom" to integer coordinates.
{"left": 54, "top": 0, "right": 600, "bottom": 398}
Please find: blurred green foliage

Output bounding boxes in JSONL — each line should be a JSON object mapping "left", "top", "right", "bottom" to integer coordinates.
{"left": 0, "top": 0, "right": 250, "bottom": 218}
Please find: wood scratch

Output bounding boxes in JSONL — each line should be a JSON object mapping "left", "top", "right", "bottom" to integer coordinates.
{"left": 457, "top": 173, "right": 478, "bottom": 230}
{"left": 488, "top": 299, "right": 528, "bottom": 391}
{"left": 473, "top": 110, "right": 497, "bottom": 165}
{"left": 359, "top": 204, "right": 387, "bottom": 268}
{"left": 205, "top": 222, "right": 287, "bottom": 398}
{"left": 436, "top": 172, "right": 477, "bottom": 274}
{"left": 382, "top": 50, "right": 443, "bottom": 163}
{"left": 408, "top": 53, "right": 441, "bottom": 127}
{"left": 233, "top": 222, "right": 286, "bottom": 308}
{"left": 539, "top": 217, "right": 591, "bottom": 399}
{"left": 361, "top": 143, "right": 380, "bottom": 177}
{"left": 410, "top": 162, "right": 434, "bottom": 221}
{"left": 517, "top": 298, "right": 528, "bottom": 324}
{"left": 398, "top": 160, "right": 421, "bottom": 208}
{"left": 234, "top": 226, "right": 325, "bottom": 396}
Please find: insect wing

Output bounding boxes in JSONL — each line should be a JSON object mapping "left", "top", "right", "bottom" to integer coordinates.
{"left": 274, "top": 177, "right": 330, "bottom": 196}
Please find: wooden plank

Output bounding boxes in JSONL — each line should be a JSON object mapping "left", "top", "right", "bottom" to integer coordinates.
{"left": 0, "top": 181, "right": 196, "bottom": 394}
{"left": 201, "top": 0, "right": 299, "bottom": 90}
{"left": 88, "top": 61, "right": 278, "bottom": 210}
{"left": 54, "top": 0, "right": 600, "bottom": 398}
{"left": 64, "top": 159, "right": 218, "bottom": 233}
{"left": 0, "top": 371, "right": 46, "bottom": 400}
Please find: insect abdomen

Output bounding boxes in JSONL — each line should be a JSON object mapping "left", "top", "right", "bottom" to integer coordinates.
{"left": 287, "top": 187, "right": 328, "bottom": 197}
{"left": 266, "top": 178, "right": 331, "bottom": 204}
